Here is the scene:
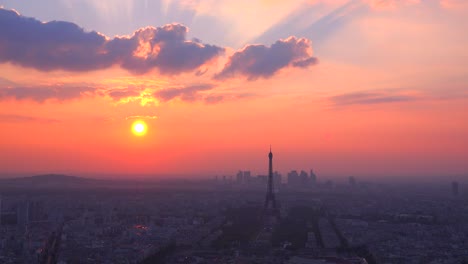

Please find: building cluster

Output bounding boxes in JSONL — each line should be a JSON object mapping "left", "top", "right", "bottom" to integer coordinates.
{"left": 1, "top": 145, "right": 467, "bottom": 264}
{"left": 1, "top": 179, "right": 467, "bottom": 263}
{"left": 0, "top": 191, "right": 232, "bottom": 264}
{"left": 286, "top": 170, "right": 317, "bottom": 188}
{"left": 219, "top": 169, "right": 318, "bottom": 190}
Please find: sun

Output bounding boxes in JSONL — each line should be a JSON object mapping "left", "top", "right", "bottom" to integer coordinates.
{"left": 131, "top": 120, "right": 147, "bottom": 136}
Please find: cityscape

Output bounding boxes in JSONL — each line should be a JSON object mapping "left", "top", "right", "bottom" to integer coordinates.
{"left": 1, "top": 148, "right": 467, "bottom": 263}
{"left": 1, "top": 0, "right": 468, "bottom": 263}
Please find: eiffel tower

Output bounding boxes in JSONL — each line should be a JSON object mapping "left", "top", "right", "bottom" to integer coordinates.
{"left": 264, "top": 146, "right": 280, "bottom": 218}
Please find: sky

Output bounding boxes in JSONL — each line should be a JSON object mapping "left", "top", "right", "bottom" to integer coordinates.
{"left": 0, "top": 0, "right": 467, "bottom": 179}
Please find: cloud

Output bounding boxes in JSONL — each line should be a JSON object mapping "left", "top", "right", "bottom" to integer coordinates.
{"left": 203, "top": 94, "right": 225, "bottom": 104}
{"left": 0, "top": 114, "right": 60, "bottom": 123}
{"left": 110, "top": 25, "right": 224, "bottom": 74}
{"left": 107, "top": 89, "right": 141, "bottom": 101}
{"left": 125, "top": 115, "right": 158, "bottom": 120}
{"left": 154, "top": 84, "right": 215, "bottom": 102}
{"left": 0, "top": 77, "right": 17, "bottom": 86}
{"left": 329, "top": 91, "right": 417, "bottom": 106}
{"left": 0, "top": 8, "right": 224, "bottom": 75}
{"left": 215, "top": 37, "right": 318, "bottom": 80}
{"left": 0, "top": 85, "right": 95, "bottom": 102}
{"left": 203, "top": 92, "right": 257, "bottom": 104}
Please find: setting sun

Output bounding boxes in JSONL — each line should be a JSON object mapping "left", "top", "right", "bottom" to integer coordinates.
{"left": 131, "top": 120, "right": 147, "bottom": 136}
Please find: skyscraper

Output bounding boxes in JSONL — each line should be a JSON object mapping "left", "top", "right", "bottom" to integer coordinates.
{"left": 243, "top": 171, "right": 251, "bottom": 184}
{"left": 287, "top": 170, "right": 300, "bottom": 187}
{"left": 236, "top": 171, "right": 243, "bottom": 184}
{"left": 310, "top": 169, "right": 317, "bottom": 185}
{"left": 273, "top": 171, "right": 282, "bottom": 191}
{"left": 300, "top": 170, "right": 309, "bottom": 185}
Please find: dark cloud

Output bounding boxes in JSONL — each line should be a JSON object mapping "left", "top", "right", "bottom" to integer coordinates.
{"left": 0, "top": 114, "right": 60, "bottom": 123}
{"left": 329, "top": 91, "right": 417, "bottom": 106}
{"left": 154, "top": 84, "right": 215, "bottom": 102}
{"left": 0, "top": 8, "right": 224, "bottom": 74}
{"left": 215, "top": 37, "right": 318, "bottom": 80}
{"left": 0, "top": 85, "right": 95, "bottom": 102}
{"left": 0, "top": 9, "right": 111, "bottom": 71}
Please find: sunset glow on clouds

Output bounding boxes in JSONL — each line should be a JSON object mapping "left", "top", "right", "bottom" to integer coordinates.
{"left": 0, "top": 0, "right": 467, "bottom": 178}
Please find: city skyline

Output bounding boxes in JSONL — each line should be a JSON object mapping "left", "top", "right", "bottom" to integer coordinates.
{"left": 0, "top": 0, "right": 468, "bottom": 178}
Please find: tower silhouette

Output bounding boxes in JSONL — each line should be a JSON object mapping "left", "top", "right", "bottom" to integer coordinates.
{"left": 264, "top": 146, "right": 280, "bottom": 218}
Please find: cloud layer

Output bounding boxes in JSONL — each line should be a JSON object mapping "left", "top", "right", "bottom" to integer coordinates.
{"left": 215, "top": 37, "right": 318, "bottom": 80}
{"left": 329, "top": 91, "right": 417, "bottom": 106}
{"left": 0, "top": 8, "right": 223, "bottom": 75}
{"left": 154, "top": 84, "right": 215, "bottom": 102}
{"left": 0, "top": 8, "right": 318, "bottom": 81}
{"left": 0, "top": 86, "right": 95, "bottom": 102}
{"left": 0, "top": 114, "right": 60, "bottom": 123}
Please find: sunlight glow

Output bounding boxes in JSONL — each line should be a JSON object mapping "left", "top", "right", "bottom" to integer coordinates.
{"left": 132, "top": 120, "right": 147, "bottom": 136}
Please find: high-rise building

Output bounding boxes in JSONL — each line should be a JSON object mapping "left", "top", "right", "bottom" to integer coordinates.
{"left": 287, "top": 170, "right": 300, "bottom": 187}
{"left": 243, "top": 171, "right": 251, "bottom": 184}
{"left": 236, "top": 171, "right": 243, "bottom": 184}
{"left": 310, "top": 169, "right": 317, "bottom": 185}
{"left": 273, "top": 171, "right": 282, "bottom": 191}
{"left": 300, "top": 170, "right": 309, "bottom": 185}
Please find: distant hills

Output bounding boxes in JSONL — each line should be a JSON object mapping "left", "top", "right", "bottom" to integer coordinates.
{"left": 0, "top": 173, "right": 217, "bottom": 191}
{"left": 0, "top": 174, "right": 99, "bottom": 188}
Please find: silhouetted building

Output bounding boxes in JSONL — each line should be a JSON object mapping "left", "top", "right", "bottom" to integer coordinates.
{"left": 236, "top": 171, "right": 243, "bottom": 184}
{"left": 287, "top": 170, "right": 300, "bottom": 187}
{"left": 236, "top": 171, "right": 252, "bottom": 185}
{"left": 452, "top": 181, "right": 459, "bottom": 197}
{"left": 310, "top": 169, "right": 317, "bottom": 185}
{"left": 243, "top": 171, "right": 251, "bottom": 184}
{"left": 300, "top": 170, "right": 309, "bottom": 185}
{"left": 273, "top": 171, "right": 282, "bottom": 191}
{"left": 257, "top": 175, "right": 268, "bottom": 185}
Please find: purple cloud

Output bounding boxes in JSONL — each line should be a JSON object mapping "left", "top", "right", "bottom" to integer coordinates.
{"left": 0, "top": 114, "right": 60, "bottom": 123}
{"left": 107, "top": 89, "right": 141, "bottom": 101}
{"left": 215, "top": 37, "right": 318, "bottom": 80}
{"left": 329, "top": 91, "right": 417, "bottom": 106}
{"left": 204, "top": 95, "right": 225, "bottom": 104}
{"left": 154, "top": 84, "right": 215, "bottom": 102}
{"left": 0, "top": 86, "right": 95, "bottom": 102}
{"left": 0, "top": 8, "right": 224, "bottom": 75}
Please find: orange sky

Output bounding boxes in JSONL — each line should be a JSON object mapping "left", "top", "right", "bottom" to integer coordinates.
{"left": 0, "top": 0, "right": 467, "bottom": 178}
